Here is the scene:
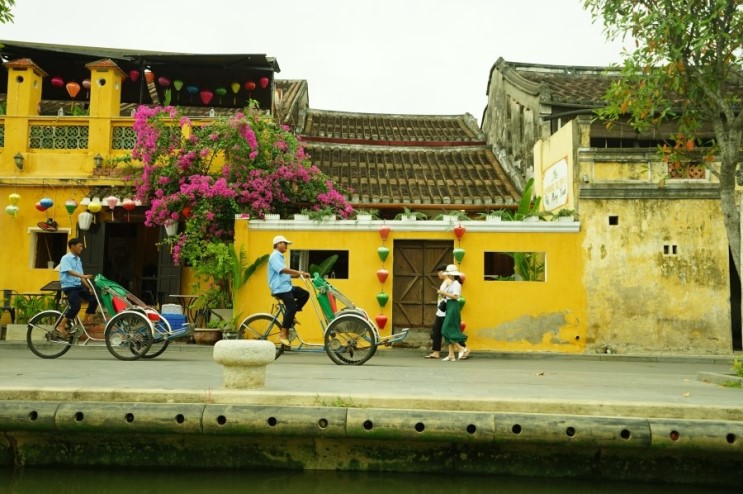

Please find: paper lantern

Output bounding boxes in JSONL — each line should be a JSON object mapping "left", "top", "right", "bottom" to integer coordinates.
{"left": 105, "top": 196, "right": 119, "bottom": 209}
{"left": 5, "top": 205, "right": 19, "bottom": 218}
{"left": 376, "top": 292, "right": 389, "bottom": 308}
{"left": 453, "top": 224, "right": 466, "bottom": 240}
{"left": 80, "top": 197, "right": 91, "bottom": 207}
{"left": 377, "top": 246, "right": 389, "bottom": 262}
{"left": 453, "top": 248, "right": 465, "bottom": 263}
{"left": 77, "top": 211, "right": 93, "bottom": 231}
{"left": 244, "top": 80, "right": 256, "bottom": 92}
{"left": 122, "top": 198, "right": 136, "bottom": 221}
{"left": 199, "top": 90, "right": 214, "bottom": 105}
{"left": 8, "top": 193, "right": 20, "bottom": 206}
{"left": 66, "top": 81, "right": 81, "bottom": 99}
{"left": 230, "top": 82, "right": 240, "bottom": 94}
{"left": 186, "top": 85, "right": 199, "bottom": 95}
{"left": 376, "top": 268, "right": 389, "bottom": 283}
{"left": 378, "top": 225, "right": 391, "bottom": 241}
{"left": 144, "top": 70, "right": 155, "bottom": 84}
{"left": 374, "top": 314, "right": 388, "bottom": 330}
{"left": 158, "top": 76, "right": 171, "bottom": 87}
{"left": 259, "top": 76, "right": 270, "bottom": 89}
{"left": 82, "top": 79, "right": 91, "bottom": 90}
{"left": 64, "top": 200, "right": 77, "bottom": 215}
{"left": 40, "top": 197, "right": 53, "bottom": 209}
{"left": 129, "top": 70, "right": 140, "bottom": 82}
{"left": 50, "top": 76, "right": 64, "bottom": 88}
{"left": 87, "top": 200, "right": 102, "bottom": 213}
{"left": 35, "top": 202, "right": 46, "bottom": 212}
{"left": 173, "top": 79, "right": 183, "bottom": 91}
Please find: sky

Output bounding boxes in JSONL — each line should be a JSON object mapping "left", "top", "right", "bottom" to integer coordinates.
{"left": 0, "top": 0, "right": 628, "bottom": 123}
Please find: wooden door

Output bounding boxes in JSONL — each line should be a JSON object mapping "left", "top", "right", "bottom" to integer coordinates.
{"left": 157, "top": 228, "right": 182, "bottom": 307}
{"left": 392, "top": 240, "right": 452, "bottom": 331}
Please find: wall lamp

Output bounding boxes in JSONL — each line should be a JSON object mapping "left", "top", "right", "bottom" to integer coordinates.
{"left": 13, "top": 152, "right": 24, "bottom": 171}
{"left": 93, "top": 154, "right": 103, "bottom": 168}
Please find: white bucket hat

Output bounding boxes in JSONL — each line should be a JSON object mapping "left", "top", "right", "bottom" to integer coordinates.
{"left": 272, "top": 235, "right": 292, "bottom": 247}
{"left": 444, "top": 264, "right": 462, "bottom": 276}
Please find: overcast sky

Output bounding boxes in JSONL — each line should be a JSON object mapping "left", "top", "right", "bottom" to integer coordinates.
{"left": 1, "top": 0, "right": 627, "bottom": 122}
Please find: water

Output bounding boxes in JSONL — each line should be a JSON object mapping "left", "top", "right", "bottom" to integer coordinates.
{"left": 0, "top": 468, "right": 731, "bottom": 494}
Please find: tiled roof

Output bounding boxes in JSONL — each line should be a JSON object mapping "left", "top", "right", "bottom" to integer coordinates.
{"left": 301, "top": 109, "right": 483, "bottom": 144}
{"left": 495, "top": 59, "right": 620, "bottom": 107}
{"left": 304, "top": 148, "right": 518, "bottom": 209}
{"left": 300, "top": 109, "right": 518, "bottom": 209}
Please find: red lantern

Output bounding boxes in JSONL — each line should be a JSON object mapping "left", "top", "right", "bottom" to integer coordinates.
{"left": 378, "top": 225, "right": 391, "bottom": 241}
{"left": 35, "top": 201, "right": 46, "bottom": 212}
{"left": 129, "top": 70, "right": 140, "bottom": 82}
{"left": 375, "top": 314, "right": 388, "bottom": 330}
{"left": 122, "top": 198, "right": 136, "bottom": 222}
{"left": 259, "top": 76, "right": 270, "bottom": 89}
{"left": 376, "top": 269, "right": 389, "bottom": 283}
{"left": 158, "top": 76, "right": 171, "bottom": 87}
{"left": 50, "top": 76, "right": 64, "bottom": 88}
{"left": 244, "top": 80, "right": 256, "bottom": 92}
{"left": 453, "top": 224, "right": 466, "bottom": 240}
{"left": 199, "top": 90, "right": 214, "bottom": 105}
{"left": 144, "top": 70, "right": 155, "bottom": 84}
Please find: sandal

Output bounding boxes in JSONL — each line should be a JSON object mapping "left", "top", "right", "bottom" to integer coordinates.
{"left": 424, "top": 354, "right": 439, "bottom": 359}
{"left": 459, "top": 348, "right": 471, "bottom": 360}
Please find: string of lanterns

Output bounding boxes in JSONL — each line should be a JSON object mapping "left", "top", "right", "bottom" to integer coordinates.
{"left": 374, "top": 225, "right": 392, "bottom": 331}
{"left": 452, "top": 224, "right": 467, "bottom": 332}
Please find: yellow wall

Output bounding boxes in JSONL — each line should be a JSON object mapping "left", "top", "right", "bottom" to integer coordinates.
{"left": 235, "top": 218, "right": 587, "bottom": 353}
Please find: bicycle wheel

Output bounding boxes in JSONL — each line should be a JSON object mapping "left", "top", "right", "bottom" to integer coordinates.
{"left": 27, "top": 310, "right": 72, "bottom": 359}
{"left": 104, "top": 311, "right": 153, "bottom": 361}
{"left": 324, "top": 313, "right": 378, "bottom": 365}
{"left": 237, "top": 313, "right": 284, "bottom": 359}
{"left": 140, "top": 318, "right": 171, "bottom": 359}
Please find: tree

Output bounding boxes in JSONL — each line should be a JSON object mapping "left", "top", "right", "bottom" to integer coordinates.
{"left": 0, "top": 0, "right": 14, "bottom": 24}
{"left": 584, "top": 0, "right": 743, "bottom": 274}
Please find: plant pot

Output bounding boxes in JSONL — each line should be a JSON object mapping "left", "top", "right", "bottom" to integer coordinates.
{"left": 486, "top": 215, "right": 502, "bottom": 222}
{"left": 523, "top": 215, "right": 540, "bottom": 222}
{"left": 557, "top": 216, "right": 575, "bottom": 223}
{"left": 193, "top": 328, "right": 222, "bottom": 345}
{"left": 264, "top": 214, "right": 280, "bottom": 221}
{"left": 293, "top": 214, "right": 309, "bottom": 221}
{"left": 356, "top": 214, "right": 373, "bottom": 222}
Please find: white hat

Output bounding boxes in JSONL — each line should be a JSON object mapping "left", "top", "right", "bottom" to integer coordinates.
{"left": 272, "top": 235, "right": 292, "bottom": 246}
{"left": 444, "top": 264, "right": 462, "bottom": 276}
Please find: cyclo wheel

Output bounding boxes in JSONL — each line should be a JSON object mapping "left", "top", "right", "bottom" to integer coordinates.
{"left": 27, "top": 310, "right": 73, "bottom": 359}
{"left": 324, "top": 313, "right": 378, "bottom": 365}
{"left": 105, "top": 310, "right": 153, "bottom": 361}
{"left": 237, "top": 313, "right": 284, "bottom": 359}
{"left": 140, "top": 314, "right": 171, "bottom": 359}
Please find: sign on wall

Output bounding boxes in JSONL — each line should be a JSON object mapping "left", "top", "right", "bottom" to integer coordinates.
{"left": 543, "top": 158, "right": 569, "bottom": 211}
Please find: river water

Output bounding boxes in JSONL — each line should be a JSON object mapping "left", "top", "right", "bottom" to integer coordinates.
{"left": 0, "top": 468, "right": 731, "bottom": 493}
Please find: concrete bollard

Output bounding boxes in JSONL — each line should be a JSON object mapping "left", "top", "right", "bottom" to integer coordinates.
{"left": 213, "top": 340, "right": 276, "bottom": 389}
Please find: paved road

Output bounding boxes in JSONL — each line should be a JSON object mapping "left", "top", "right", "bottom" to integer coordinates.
{"left": 1, "top": 343, "right": 741, "bottom": 419}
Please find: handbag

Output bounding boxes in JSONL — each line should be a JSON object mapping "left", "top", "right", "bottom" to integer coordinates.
{"left": 438, "top": 299, "right": 447, "bottom": 312}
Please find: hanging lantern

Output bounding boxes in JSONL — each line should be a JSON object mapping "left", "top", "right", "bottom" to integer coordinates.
{"left": 377, "top": 246, "right": 390, "bottom": 262}
{"left": 374, "top": 314, "right": 388, "bottom": 330}
{"left": 40, "top": 197, "right": 53, "bottom": 209}
{"left": 129, "top": 70, "right": 140, "bottom": 82}
{"left": 8, "top": 193, "right": 20, "bottom": 206}
{"left": 64, "top": 199, "right": 77, "bottom": 215}
{"left": 158, "top": 76, "right": 171, "bottom": 87}
{"left": 5, "top": 205, "right": 19, "bottom": 218}
{"left": 214, "top": 87, "right": 227, "bottom": 104}
{"left": 65, "top": 81, "right": 81, "bottom": 99}
{"left": 458, "top": 296, "right": 466, "bottom": 310}
{"left": 230, "top": 81, "right": 240, "bottom": 104}
{"left": 453, "top": 224, "right": 466, "bottom": 240}
{"left": 259, "top": 76, "right": 270, "bottom": 89}
{"left": 376, "top": 292, "right": 389, "bottom": 308}
{"left": 82, "top": 79, "right": 91, "bottom": 89}
{"left": 164, "top": 219, "right": 178, "bottom": 237}
{"left": 244, "top": 80, "right": 256, "bottom": 92}
{"left": 87, "top": 199, "right": 102, "bottom": 213}
{"left": 80, "top": 197, "right": 91, "bottom": 207}
{"left": 199, "top": 90, "right": 214, "bottom": 105}
{"left": 78, "top": 211, "right": 93, "bottom": 231}
{"left": 106, "top": 196, "right": 119, "bottom": 220}
{"left": 378, "top": 225, "right": 391, "bottom": 241}
{"left": 50, "top": 76, "right": 64, "bottom": 88}
{"left": 122, "top": 198, "right": 136, "bottom": 221}
{"left": 35, "top": 201, "right": 46, "bottom": 212}
{"left": 376, "top": 268, "right": 389, "bottom": 284}
{"left": 453, "top": 248, "right": 465, "bottom": 263}
{"left": 144, "top": 70, "right": 155, "bottom": 84}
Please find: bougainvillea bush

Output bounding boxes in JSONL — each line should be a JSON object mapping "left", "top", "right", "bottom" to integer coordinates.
{"left": 131, "top": 104, "right": 351, "bottom": 305}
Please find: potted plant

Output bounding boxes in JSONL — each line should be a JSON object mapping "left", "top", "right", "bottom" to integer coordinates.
{"left": 353, "top": 208, "right": 379, "bottom": 222}
{"left": 434, "top": 210, "right": 469, "bottom": 222}
{"left": 553, "top": 208, "right": 578, "bottom": 222}
{"left": 306, "top": 206, "right": 338, "bottom": 223}
{"left": 394, "top": 207, "right": 427, "bottom": 221}
{"left": 477, "top": 210, "right": 510, "bottom": 222}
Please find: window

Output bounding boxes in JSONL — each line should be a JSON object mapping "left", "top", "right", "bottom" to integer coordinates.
{"left": 31, "top": 230, "right": 69, "bottom": 269}
{"left": 290, "top": 249, "right": 349, "bottom": 279}
{"left": 484, "top": 251, "right": 546, "bottom": 282}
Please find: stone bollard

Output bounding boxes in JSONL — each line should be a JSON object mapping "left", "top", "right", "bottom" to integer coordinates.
{"left": 212, "top": 340, "right": 275, "bottom": 389}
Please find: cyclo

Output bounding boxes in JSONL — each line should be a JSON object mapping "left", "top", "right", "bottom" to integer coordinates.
{"left": 237, "top": 273, "right": 408, "bottom": 365}
{"left": 26, "top": 274, "right": 191, "bottom": 361}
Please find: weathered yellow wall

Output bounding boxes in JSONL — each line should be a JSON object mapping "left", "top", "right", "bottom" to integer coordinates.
{"left": 235, "top": 219, "right": 587, "bottom": 353}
